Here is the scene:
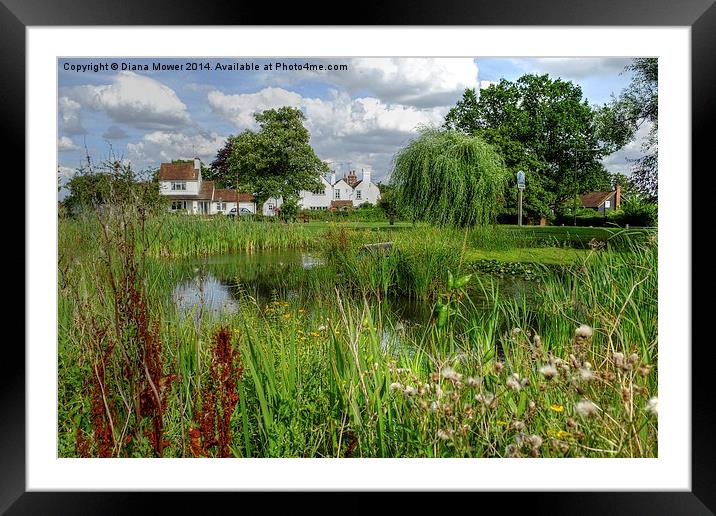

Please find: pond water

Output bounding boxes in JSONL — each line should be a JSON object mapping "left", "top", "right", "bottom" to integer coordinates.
{"left": 165, "top": 250, "right": 541, "bottom": 336}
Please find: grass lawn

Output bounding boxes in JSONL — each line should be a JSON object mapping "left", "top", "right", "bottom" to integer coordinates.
{"left": 464, "top": 247, "right": 592, "bottom": 264}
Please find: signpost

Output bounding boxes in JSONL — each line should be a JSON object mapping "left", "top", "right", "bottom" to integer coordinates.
{"left": 517, "top": 170, "right": 525, "bottom": 226}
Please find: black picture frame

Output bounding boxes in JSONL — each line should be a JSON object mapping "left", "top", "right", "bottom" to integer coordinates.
{"left": 6, "top": 0, "right": 712, "bottom": 513}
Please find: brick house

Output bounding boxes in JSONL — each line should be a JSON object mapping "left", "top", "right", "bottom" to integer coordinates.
{"left": 579, "top": 184, "right": 622, "bottom": 214}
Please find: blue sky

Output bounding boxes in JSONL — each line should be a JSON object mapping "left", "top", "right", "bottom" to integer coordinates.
{"left": 58, "top": 57, "right": 648, "bottom": 195}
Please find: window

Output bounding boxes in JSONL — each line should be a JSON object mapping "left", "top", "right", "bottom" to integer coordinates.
{"left": 604, "top": 200, "right": 611, "bottom": 208}
{"left": 356, "top": 190, "right": 362, "bottom": 200}
{"left": 335, "top": 190, "right": 340, "bottom": 199}
{"left": 171, "top": 181, "right": 187, "bottom": 191}
{"left": 171, "top": 200, "right": 186, "bottom": 211}
{"left": 216, "top": 202, "right": 226, "bottom": 211}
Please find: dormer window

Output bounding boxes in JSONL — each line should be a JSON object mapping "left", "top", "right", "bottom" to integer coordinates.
{"left": 171, "top": 181, "right": 187, "bottom": 191}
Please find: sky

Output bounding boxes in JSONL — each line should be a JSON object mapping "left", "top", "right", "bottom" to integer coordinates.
{"left": 57, "top": 57, "right": 650, "bottom": 196}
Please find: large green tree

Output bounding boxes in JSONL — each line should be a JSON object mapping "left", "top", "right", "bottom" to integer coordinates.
{"left": 444, "top": 74, "right": 617, "bottom": 218}
{"left": 603, "top": 58, "right": 658, "bottom": 199}
{"left": 225, "top": 107, "right": 328, "bottom": 207}
{"left": 389, "top": 128, "right": 510, "bottom": 228}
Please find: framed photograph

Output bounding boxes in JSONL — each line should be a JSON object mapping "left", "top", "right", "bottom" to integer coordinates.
{"left": 7, "top": 0, "right": 712, "bottom": 512}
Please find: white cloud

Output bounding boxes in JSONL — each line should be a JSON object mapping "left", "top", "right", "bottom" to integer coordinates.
{"left": 58, "top": 136, "right": 80, "bottom": 152}
{"left": 208, "top": 87, "right": 447, "bottom": 181}
{"left": 126, "top": 130, "right": 227, "bottom": 168}
{"left": 69, "top": 71, "right": 191, "bottom": 130}
{"left": 59, "top": 96, "right": 84, "bottom": 135}
{"left": 601, "top": 121, "right": 653, "bottom": 174}
{"left": 511, "top": 58, "right": 632, "bottom": 80}
{"left": 317, "top": 58, "right": 478, "bottom": 108}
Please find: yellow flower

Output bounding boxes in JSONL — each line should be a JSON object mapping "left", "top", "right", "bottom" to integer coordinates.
{"left": 550, "top": 404, "right": 564, "bottom": 413}
{"left": 282, "top": 313, "right": 291, "bottom": 319}
{"left": 298, "top": 336, "right": 307, "bottom": 342}
{"left": 297, "top": 329, "right": 304, "bottom": 334}
{"left": 310, "top": 332, "right": 321, "bottom": 338}
{"left": 497, "top": 420, "right": 508, "bottom": 427}
{"left": 298, "top": 308, "right": 305, "bottom": 313}
{"left": 556, "top": 430, "right": 572, "bottom": 440}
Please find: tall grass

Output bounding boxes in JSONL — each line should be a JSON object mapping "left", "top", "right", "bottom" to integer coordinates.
{"left": 59, "top": 211, "right": 657, "bottom": 457}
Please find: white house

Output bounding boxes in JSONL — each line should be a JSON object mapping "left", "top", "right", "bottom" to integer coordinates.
{"left": 158, "top": 159, "right": 256, "bottom": 215}
{"left": 298, "top": 168, "right": 380, "bottom": 210}
{"left": 158, "top": 159, "right": 381, "bottom": 216}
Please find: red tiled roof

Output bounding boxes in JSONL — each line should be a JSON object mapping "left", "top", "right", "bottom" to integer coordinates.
{"left": 158, "top": 162, "right": 198, "bottom": 180}
{"left": 214, "top": 189, "right": 254, "bottom": 202}
{"left": 579, "top": 191, "right": 613, "bottom": 208}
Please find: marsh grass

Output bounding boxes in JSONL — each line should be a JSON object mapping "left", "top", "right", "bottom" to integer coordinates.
{"left": 58, "top": 213, "right": 657, "bottom": 458}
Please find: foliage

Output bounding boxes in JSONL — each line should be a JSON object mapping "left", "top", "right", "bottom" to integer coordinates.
{"left": 444, "top": 75, "right": 618, "bottom": 216}
{"left": 278, "top": 197, "right": 300, "bottom": 222}
{"left": 206, "top": 138, "right": 234, "bottom": 188}
{"left": 226, "top": 107, "right": 329, "bottom": 207}
{"left": 607, "top": 194, "right": 657, "bottom": 227}
{"left": 389, "top": 128, "right": 510, "bottom": 227}
{"left": 603, "top": 58, "right": 658, "bottom": 198}
{"left": 62, "top": 162, "right": 166, "bottom": 218}
{"left": 376, "top": 183, "right": 402, "bottom": 224}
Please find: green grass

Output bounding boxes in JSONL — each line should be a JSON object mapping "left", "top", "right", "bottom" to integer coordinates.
{"left": 58, "top": 213, "right": 658, "bottom": 458}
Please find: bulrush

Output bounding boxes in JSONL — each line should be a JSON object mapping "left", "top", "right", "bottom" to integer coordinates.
{"left": 575, "top": 399, "right": 598, "bottom": 418}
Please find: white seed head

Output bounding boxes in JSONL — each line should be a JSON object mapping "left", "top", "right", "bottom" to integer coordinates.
{"left": 389, "top": 382, "right": 403, "bottom": 392}
{"left": 466, "top": 376, "right": 481, "bottom": 388}
{"left": 575, "top": 325, "right": 593, "bottom": 339}
{"left": 539, "top": 364, "right": 559, "bottom": 379}
{"left": 575, "top": 399, "right": 599, "bottom": 418}
{"left": 645, "top": 397, "right": 658, "bottom": 416}
{"left": 506, "top": 375, "right": 521, "bottom": 391}
{"left": 437, "top": 429, "right": 452, "bottom": 440}
{"left": 404, "top": 386, "right": 417, "bottom": 397}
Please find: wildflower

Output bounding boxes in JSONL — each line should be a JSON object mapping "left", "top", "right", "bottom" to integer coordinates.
{"left": 435, "top": 383, "right": 444, "bottom": 399}
{"left": 505, "top": 443, "right": 520, "bottom": 457}
{"left": 612, "top": 352, "right": 627, "bottom": 370}
{"left": 466, "top": 376, "right": 481, "bottom": 388}
{"left": 539, "top": 364, "right": 559, "bottom": 380}
{"left": 389, "top": 382, "right": 403, "bottom": 392}
{"left": 645, "top": 397, "right": 658, "bottom": 416}
{"left": 318, "top": 325, "right": 326, "bottom": 331}
{"left": 404, "top": 386, "right": 417, "bottom": 397}
{"left": 497, "top": 420, "right": 509, "bottom": 427}
{"left": 638, "top": 364, "right": 652, "bottom": 377}
{"left": 513, "top": 421, "right": 525, "bottom": 431}
{"left": 506, "top": 373, "right": 521, "bottom": 391}
{"left": 578, "top": 363, "right": 595, "bottom": 382}
{"left": 298, "top": 308, "right": 305, "bottom": 313}
{"left": 511, "top": 327, "right": 522, "bottom": 337}
{"left": 441, "top": 366, "right": 462, "bottom": 383}
{"left": 550, "top": 404, "right": 564, "bottom": 413}
{"left": 494, "top": 361, "right": 504, "bottom": 374}
{"left": 437, "top": 429, "right": 452, "bottom": 441}
{"left": 527, "top": 400, "right": 537, "bottom": 417}
{"left": 532, "top": 334, "right": 542, "bottom": 348}
{"left": 575, "top": 399, "right": 598, "bottom": 418}
{"left": 575, "top": 324, "right": 593, "bottom": 340}
{"left": 282, "top": 313, "right": 291, "bottom": 319}
{"left": 566, "top": 417, "right": 577, "bottom": 428}
{"left": 429, "top": 401, "right": 440, "bottom": 412}
{"left": 525, "top": 434, "right": 543, "bottom": 450}
{"left": 556, "top": 430, "right": 572, "bottom": 440}
{"left": 628, "top": 353, "right": 640, "bottom": 366}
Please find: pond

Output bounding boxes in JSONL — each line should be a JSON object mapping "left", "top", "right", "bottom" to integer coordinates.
{"left": 164, "top": 250, "right": 542, "bottom": 338}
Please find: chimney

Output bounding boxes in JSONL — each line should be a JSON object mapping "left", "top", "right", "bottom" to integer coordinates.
{"left": 615, "top": 183, "right": 621, "bottom": 209}
{"left": 363, "top": 167, "right": 371, "bottom": 185}
{"left": 194, "top": 157, "right": 200, "bottom": 170}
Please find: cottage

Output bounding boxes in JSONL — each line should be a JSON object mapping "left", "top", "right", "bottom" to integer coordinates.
{"left": 298, "top": 168, "right": 380, "bottom": 211}
{"left": 158, "top": 159, "right": 381, "bottom": 216}
{"left": 579, "top": 184, "right": 622, "bottom": 214}
{"left": 158, "top": 159, "right": 256, "bottom": 215}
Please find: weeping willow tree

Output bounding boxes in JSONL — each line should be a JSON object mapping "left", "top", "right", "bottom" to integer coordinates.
{"left": 390, "top": 128, "right": 510, "bottom": 227}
